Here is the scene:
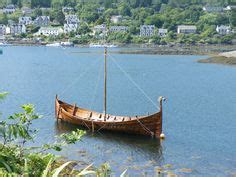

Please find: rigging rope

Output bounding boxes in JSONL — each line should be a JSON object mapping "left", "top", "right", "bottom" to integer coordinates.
{"left": 108, "top": 53, "right": 160, "bottom": 111}
{"left": 59, "top": 57, "right": 101, "bottom": 96}
{"left": 39, "top": 51, "right": 103, "bottom": 118}
{"left": 89, "top": 57, "right": 103, "bottom": 109}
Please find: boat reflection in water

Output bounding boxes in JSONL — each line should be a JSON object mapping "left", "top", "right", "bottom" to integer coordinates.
{"left": 55, "top": 121, "right": 163, "bottom": 166}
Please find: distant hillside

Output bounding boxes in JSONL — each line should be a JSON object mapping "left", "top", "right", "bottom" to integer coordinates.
{"left": 0, "top": 0, "right": 235, "bottom": 8}
{"left": 0, "top": 0, "right": 235, "bottom": 45}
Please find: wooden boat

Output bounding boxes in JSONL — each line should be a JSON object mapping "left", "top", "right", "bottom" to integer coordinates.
{"left": 55, "top": 48, "right": 166, "bottom": 138}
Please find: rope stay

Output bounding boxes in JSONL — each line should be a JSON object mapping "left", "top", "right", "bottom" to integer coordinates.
{"left": 60, "top": 58, "right": 100, "bottom": 96}
{"left": 108, "top": 53, "right": 160, "bottom": 111}
{"left": 89, "top": 58, "right": 103, "bottom": 109}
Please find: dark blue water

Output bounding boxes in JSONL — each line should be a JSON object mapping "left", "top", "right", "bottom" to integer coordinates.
{"left": 0, "top": 46, "right": 235, "bottom": 176}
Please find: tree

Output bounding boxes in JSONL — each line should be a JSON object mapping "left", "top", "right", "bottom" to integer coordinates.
{"left": 78, "top": 22, "right": 91, "bottom": 35}
{"left": 50, "top": 9, "right": 65, "bottom": 25}
{"left": 118, "top": 3, "right": 131, "bottom": 16}
{"left": 230, "top": 9, "right": 236, "bottom": 27}
{"left": 145, "top": 14, "right": 164, "bottom": 28}
{"left": 150, "top": 35, "right": 161, "bottom": 44}
{"left": 31, "top": 0, "right": 51, "bottom": 8}
{"left": 0, "top": 14, "right": 8, "bottom": 25}
{"left": 32, "top": 8, "right": 43, "bottom": 19}
{"left": 17, "top": 0, "right": 22, "bottom": 8}
{"left": 219, "top": 34, "right": 233, "bottom": 44}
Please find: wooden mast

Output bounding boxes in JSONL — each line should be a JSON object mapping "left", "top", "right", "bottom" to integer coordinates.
{"left": 104, "top": 47, "right": 107, "bottom": 119}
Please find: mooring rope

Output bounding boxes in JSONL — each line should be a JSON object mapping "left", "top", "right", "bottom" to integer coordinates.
{"left": 108, "top": 53, "right": 160, "bottom": 111}
{"left": 136, "top": 118, "right": 154, "bottom": 136}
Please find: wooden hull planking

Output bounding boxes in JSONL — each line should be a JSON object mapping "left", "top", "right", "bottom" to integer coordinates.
{"left": 55, "top": 96, "right": 163, "bottom": 138}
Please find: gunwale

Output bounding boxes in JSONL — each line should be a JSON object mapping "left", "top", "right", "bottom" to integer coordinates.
{"left": 55, "top": 97, "right": 163, "bottom": 137}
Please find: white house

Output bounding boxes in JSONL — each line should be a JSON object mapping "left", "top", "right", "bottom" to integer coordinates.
{"left": 224, "top": 5, "right": 236, "bottom": 11}
{"left": 216, "top": 25, "right": 231, "bottom": 35}
{"left": 10, "top": 24, "right": 26, "bottom": 35}
{"left": 140, "top": 25, "right": 155, "bottom": 37}
{"left": 34, "top": 16, "right": 50, "bottom": 27}
{"left": 21, "top": 7, "right": 33, "bottom": 15}
{"left": 37, "top": 27, "right": 63, "bottom": 36}
{"left": 19, "top": 17, "right": 32, "bottom": 26}
{"left": 65, "top": 15, "right": 79, "bottom": 24}
{"left": 5, "top": 26, "right": 11, "bottom": 34}
{"left": 64, "top": 24, "right": 78, "bottom": 33}
{"left": 64, "top": 15, "right": 79, "bottom": 33}
{"left": 40, "top": 8, "right": 51, "bottom": 11}
{"left": 110, "top": 26, "right": 128, "bottom": 33}
{"left": 158, "top": 28, "right": 168, "bottom": 37}
{"left": 62, "top": 7, "right": 74, "bottom": 13}
{"left": 177, "top": 25, "right": 197, "bottom": 34}
{"left": 110, "top": 15, "right": 122, "bottom": 24}
{"left": 0, "top": 25, "right": 6, "bottom": 36}
{"left": 3, "top": 4, "right": 16, "bottom": 14}
{"left": 202, "top": 6, "right": 223, "bottom": 12}
{"left": 93, "top": 24, "right": 106, "bottom": 34}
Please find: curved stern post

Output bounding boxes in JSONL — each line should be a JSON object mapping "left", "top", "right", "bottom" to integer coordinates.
{"left": 55, "top": 94, "right": 59, "bottom": 120}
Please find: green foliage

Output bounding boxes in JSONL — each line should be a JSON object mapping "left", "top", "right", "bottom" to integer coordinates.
{"left": 31, "top": 8, "right": 43, "bottom": 19}
{"left": 60, "top": 129, "right": 85, "bottom": 144}
{"left": 230, "top": 9, "right": 236, "bottom": 27}
{"left": 0, "top": 92, "right": 8, "bottom": 101}
{"left": 0, "top": 0, "right": 234, "bottom": 44}
{"left": 0, "top": 92, "right": 88, "bottom": 176}
{"left": 50, "top": 9, "right": 65, "bottom": 25}
{"left": 72, "top": 35, "right": 91, "bottom": 44}
{"left": 0, "top": 104, "right": 40, "bottom": 146}
{"left": 31, "top": 0, "right": 51, "bottom": 8}
{"left": 96, "top": 163, "right": 111, "bottom": 176}
{"left": 0, "top": 14, "right": 8, "bottom": 25}
{"left": 150, "top": 35, "right": 161, "bottom": 44}
{"left": 27, "top": 25, "right": 40, "bottom": 34}
{"left": 145, "top": 14, "right": 164, "bottom": 27}
{"left": 118, "top": 3, "right": 131, "bottom": 16}
{"left": 107, "top": 32, "right": 132, "bottom": 43}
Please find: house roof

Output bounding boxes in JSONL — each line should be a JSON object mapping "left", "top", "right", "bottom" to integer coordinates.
{"left": 159, "top": 28, "right": 168, "bottom": 33}
{"left": 35, "top": 16, "right": 50, "bottom": 21}
{"left": 216, "top": 25, "right": 230, "bottom": 29}
{"left": 39, "top": 27, "right": 62, "bottom": 30}
{"left": 178, "top": 25, "right": 196, "bottom": 30}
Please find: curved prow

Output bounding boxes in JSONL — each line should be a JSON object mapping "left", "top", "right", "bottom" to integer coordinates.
{"left": 158, "top": 96, "right": 167, "bottom": 138}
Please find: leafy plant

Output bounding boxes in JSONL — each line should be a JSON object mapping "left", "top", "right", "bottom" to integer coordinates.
{"left": 0, "top": 92, "right": 121, "bottom": 176}
{"left": 0, "top": 92, "right": 86, "bottom": 176}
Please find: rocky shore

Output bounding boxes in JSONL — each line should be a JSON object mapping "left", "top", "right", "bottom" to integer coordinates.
{"left": 198, "top": 50, "right": 236, "bottom": 65}
{"left": 115, "top": 44, "right": 236, "bottom": 55}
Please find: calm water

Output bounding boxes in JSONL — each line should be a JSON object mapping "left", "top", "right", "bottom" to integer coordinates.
{"left": 0, "top": 46, "right": 235, "bottom": 176}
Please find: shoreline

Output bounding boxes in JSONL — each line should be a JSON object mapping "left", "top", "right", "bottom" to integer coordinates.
{"left": 1, "top": 42, "right": 236, "bottom": 56}
{"left": 198, "top": 51, "right": 236, "bottom": 66}
{"left": 0, "top": 41, "right": 236, "bottom": 56}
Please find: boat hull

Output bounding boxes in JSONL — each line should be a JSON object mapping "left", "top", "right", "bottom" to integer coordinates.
{"left": 55, "top": 97, "right": 163, "bottom": 138}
